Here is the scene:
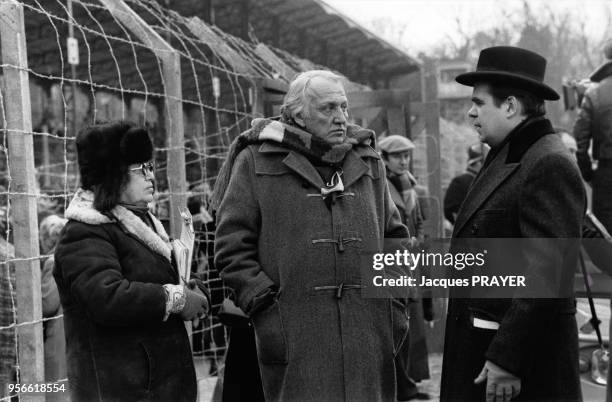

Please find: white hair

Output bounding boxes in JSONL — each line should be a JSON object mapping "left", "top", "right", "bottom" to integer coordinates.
{"left": 280, "top": 70, "right": 346, "bottom": 122}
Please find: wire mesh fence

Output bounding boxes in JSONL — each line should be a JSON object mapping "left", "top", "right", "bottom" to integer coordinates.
{"left": 0, "top": 0, "right": 318, "bottom": 398}
{"left": 0, "top": 0, "right": 446, "bottom": 399}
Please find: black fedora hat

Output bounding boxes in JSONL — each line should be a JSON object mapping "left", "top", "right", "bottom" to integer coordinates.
{"left": 455, "top": 46, "right": 559, "bottom": 100}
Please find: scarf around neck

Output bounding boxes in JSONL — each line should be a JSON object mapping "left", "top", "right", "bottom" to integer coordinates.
{"left": 210, "top": 118, "right": 375, "bottom": 211}
{"left": 387, "top": 170, "right": 418, "bottom": 214}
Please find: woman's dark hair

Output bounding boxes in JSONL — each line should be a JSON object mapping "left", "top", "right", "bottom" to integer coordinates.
{"left": 489, "top": 85, "right": 546, "bottom": 117}
{"left": 90, "top": 170, "right": 130, "bottom": 212}
{"left": 77, "top": 120, "right": 153, "bottom": 212}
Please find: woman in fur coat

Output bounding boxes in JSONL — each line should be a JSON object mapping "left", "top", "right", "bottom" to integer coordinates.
{"left": 54, "top": 121, "right": 210, "bottom": 402}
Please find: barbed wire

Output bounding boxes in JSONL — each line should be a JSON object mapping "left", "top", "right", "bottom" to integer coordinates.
{"left": 0, "top": 0, "right": 301, "bottom": 394}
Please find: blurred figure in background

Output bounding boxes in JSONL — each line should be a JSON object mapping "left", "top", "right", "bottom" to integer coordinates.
{"left": 443, "top": 143, "right": 485, "bottom": 228}
{"left": 559, "top": 127, "right": 612, "bottom": 401}
{"left": 573, "top": 40, "right": 612, "bottom": 234}
{"left": 571, "top": 41, "right": 612, "bottom": 401}
{"left": 39, "top": 214, "right": 68, "bottom": 393}
{"left": 379, "top": 134, "right": 432, "bottom": 401}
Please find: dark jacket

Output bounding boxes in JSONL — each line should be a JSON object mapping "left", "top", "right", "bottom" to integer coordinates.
{"left": 573, "top": 74, "right": 612, "bottom": 181}
{"left": 385, "top": 174, "right": 430, "bottom": 388}
{"left": 443, "top": 171, "right": 476, "bottom": 224}
{"left": 54, "top": 189, "right": 197, "bottom": 402}
{"left": 215, "top": 141, "right": 409, "bottom": 402}
{"left": 441, "top": 117, "right": 585, "bottom": 402}
{"left": 387, "top": 171, "right": 424, "bottom": 238}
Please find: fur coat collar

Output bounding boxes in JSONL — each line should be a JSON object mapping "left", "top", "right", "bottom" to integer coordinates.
{"left": 65, "top": 188, "right": 172, "bottom": 261}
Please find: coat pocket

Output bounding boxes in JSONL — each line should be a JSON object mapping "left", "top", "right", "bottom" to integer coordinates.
{"left": 252, "top": 301, "right": 289, "bottom": 364}
{"left": 390, "top": 299, "right": 409, "bottom": 356}
{"left": 138, "top": 341, "right": 153, "bottom": 393}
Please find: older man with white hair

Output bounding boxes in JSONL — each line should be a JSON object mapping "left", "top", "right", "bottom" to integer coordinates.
{"left": 212, "top": 70, "right": 410, "bottom": 401}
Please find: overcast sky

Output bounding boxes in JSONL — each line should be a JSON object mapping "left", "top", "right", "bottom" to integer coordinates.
{"left": 323, "top": 0, "right": 612, "bottom": 54}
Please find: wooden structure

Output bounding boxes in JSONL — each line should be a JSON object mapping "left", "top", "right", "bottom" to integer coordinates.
{"left": 0, "top": 0, "right": 446, "bottom": 386}
{"left": 170, "top": 0, "right": 421, "bottom": 90}
{"left": 0, "top": 2, "right": 44, "bottom": 401}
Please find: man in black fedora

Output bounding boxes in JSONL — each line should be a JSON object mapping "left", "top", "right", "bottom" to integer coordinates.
{"left": 440, "top": 46, "right": 585, "bottom": 401}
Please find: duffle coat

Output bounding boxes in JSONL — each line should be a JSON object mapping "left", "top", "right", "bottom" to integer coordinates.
{"left": 440, "top": 117, "right": 585, "bottom": 401}
{"left": 215, "top": 142, "right": 409, "bottom": 402}
{"left": 54, "top": 190, "right": 197, "bottom": 402}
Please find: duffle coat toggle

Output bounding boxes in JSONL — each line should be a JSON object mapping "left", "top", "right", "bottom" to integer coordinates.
{"left": 313, "top": 283, "right": 363, "bottom": 299}
{"left": 312, "top": 233, "right": 362, "bottom": 252}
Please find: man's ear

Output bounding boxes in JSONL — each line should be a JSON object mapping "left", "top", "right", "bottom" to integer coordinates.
{"left": 505, "top": 96, "right": 521, "bottom": 118}
{"left": 294, "top": 112, "right": 306, "bottom": 128}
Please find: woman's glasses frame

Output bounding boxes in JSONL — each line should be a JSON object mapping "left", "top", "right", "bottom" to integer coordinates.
{"left": 129, "top": 162, "right": 155, "bottom": 177}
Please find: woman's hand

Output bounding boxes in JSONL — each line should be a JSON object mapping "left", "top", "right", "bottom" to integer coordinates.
{"left": 181, "top": 286, "right": 209, "bottom": 325}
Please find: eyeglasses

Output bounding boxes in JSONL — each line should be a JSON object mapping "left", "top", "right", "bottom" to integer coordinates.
{"left": 130, "top": 162, "right": 154, "bottom": 177}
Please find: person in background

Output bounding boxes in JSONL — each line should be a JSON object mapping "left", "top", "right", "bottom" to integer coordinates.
{"left": 572, "top": 43, "right": 612, "bottom": 401}
{"left": 443, "top": 143, "right": 485, "bottom": 227}
{"left": 559, "top": 127, "right": 612, "bottom": 401}
{"left": 573, "top": 39, "right": 612, "bottom": 234}
{"left": 379, "top": 134, "right": 432, "bottom": 401}
{"left": 212, "top": 70, "right": 409, "bottom": 401}
{"left": 187, "top": 193, "right": 225, "bottom": 376}
{"left": 39, "top": 214, "right": 68, "bottom": 393}
{"left": 54, "top": 121, "right": 210, "bottom": 402}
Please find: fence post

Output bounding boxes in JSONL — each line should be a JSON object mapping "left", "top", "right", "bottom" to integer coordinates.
{"left": 99, "top": 0, "right": 186, "bottom": 238}
{"left": 0, "top": 1, "right": 45, "bottom": 400}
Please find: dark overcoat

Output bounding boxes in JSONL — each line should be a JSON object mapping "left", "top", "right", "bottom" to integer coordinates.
{"left": 215, "top": 141, "right": 409, "bottom": 402}
{"left": 440, "top": 117, "right": 585, "bottom": 402}
{"left": 443, "top": 171, "right": 476, "bottom": 225}
{"left": 54, "top": 189, "right": 197, "bottom": 402}
{"left": 386, "top": 177, "right": 430, "bottom": 384}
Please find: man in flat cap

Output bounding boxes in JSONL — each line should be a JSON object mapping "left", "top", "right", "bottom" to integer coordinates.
{"left": 440, "top": 46, "right": 585, "bottom": 402}
{"left": 379, "top": 135, "right": 432, "bottom": 401}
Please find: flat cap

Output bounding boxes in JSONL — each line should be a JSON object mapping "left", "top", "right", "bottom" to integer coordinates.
{"left": 378, "top": 135, "right": 415, "bottom": 154}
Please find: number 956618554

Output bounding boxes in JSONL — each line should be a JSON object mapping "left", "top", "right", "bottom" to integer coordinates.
{"left": 8, "top": 383, "right": 66, "bottom": 394}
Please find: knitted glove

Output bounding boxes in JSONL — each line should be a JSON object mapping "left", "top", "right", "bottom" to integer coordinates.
{"left": 181, "top": 286, "right": 209, "bottom": 321}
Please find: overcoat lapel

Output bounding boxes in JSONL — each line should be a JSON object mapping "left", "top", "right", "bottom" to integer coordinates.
{"left": 341, "top": 149, "right": 372, "bottom": 188}
{"left": 387, "top": 179, "right": 406, "bottom": 211}
{"left": 283, "top": 151, "right": 325, "bottom": 188}
{"left": 453, "top": 145, "right": 520, "bottom": 236}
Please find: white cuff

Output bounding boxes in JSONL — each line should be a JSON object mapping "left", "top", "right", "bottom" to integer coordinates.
{"left": 163, "top": 284, "right": 186, "bottom": 321}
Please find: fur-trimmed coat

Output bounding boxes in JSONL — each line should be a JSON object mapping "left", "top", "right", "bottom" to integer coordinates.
{"left": 440, "top": 117, "right": 585, "bottom": 401}
{"left": 54, "top": 189, "right": 197, "bottom": 402}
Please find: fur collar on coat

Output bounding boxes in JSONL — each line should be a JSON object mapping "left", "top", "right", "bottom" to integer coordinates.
{"left": 65, "top": 188, "right": 172, "bottom": 261}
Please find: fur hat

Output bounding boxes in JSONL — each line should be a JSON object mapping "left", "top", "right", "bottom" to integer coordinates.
{"left": 76, "top": 121, "right": 154, "bottom": 189}
{"left": 378, "top": 135, "right": 415, "bottom": 154}
{"left": 455, "top": 46, "right": 559, "bottom": 100}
